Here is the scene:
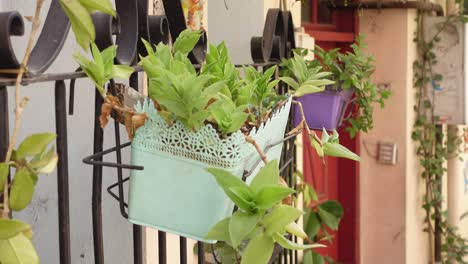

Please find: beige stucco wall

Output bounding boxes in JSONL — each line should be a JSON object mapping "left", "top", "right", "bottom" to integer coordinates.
{"left": 359, "top": 9, "right": 431, "bottom": 264}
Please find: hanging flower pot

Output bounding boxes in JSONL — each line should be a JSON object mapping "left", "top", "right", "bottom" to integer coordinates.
{"left": 293, "top": 86, "right": 354, "bottom": 131}
{"left": 127, "top": 98, "right": 292, "bottom": 242}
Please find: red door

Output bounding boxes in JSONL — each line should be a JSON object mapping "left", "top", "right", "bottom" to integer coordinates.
{"left": 301, "top": 2, "right": 360, "bottom": 263}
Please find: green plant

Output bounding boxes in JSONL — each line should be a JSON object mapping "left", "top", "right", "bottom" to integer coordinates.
{"left": 0, "top": 1, "right": 114, "bottom": 263}
{"left": 205, "top": 160, "right": 324, "bottom": 264}
{"left": 74, "top": 43, "right": 135, "bottom": 97}
{"left": 412, "top": 11, "right": 468, "bottom": 263}
{"left": 303, "top": 37, "right": 390, "bottom": 138}
{"left": 295, "top": 172, "right": 344, "bottom": 264}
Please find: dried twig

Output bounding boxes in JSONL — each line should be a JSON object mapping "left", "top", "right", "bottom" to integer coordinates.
{"left": 2, "top": 0, "right": 45, "bottom": 218}
{"left": 292, "top": 100, "right": 322, "bottom": 147}
{"left": 244, "top": 135, "right": 268, "bottom": 164}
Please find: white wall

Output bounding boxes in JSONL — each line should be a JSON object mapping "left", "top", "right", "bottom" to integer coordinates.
{"left": 2, "top": 1, "right": 133, "bottom": 263}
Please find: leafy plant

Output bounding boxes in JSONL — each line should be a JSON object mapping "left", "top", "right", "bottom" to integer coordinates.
{"left": 279, "top": 52, "right": 335, "bottom": 97}
{"left": 295, "top": 172, "right": 344, "bottom": 264}
{"left": 205, "top": 160, "right": 324, "bottom": 264}
{"left": 302, "top": 36, "right": 390, "bottom": 138}
{"left": 74, "top": 43, "right": 135, "bottom": 97}
{"left": 0, "top": 133, "right": 58, "bottom": 263}
{"left": 59, "top": 0, "right": 116, "bottom": 49}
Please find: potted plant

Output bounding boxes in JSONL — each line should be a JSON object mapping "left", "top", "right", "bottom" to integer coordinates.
{"left": 282, "top": 36, "right": 390, "bottom": 137}
{"left": 76, "top": 29, "right": 358, "bottom": 242}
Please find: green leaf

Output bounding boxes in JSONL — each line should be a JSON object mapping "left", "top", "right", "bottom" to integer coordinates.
{"left": 255, "top": 185, "right": 295, "bottom": 209}
{"left": 112, "top": 65, "right": 135, "bottom": 80}
{"left": 240, "top": 234, "right": 274, "bottom": 264}
{"left": 206, "top": 218, "right": 231, "bottom": 244}
{"left": 273, "top": 232, "right": 325, "bottom": 250}
{"left": 303, "top": 79, "right": 335, "bottom": 87}
{"left": 295, "top": 85, "right": 325, "bottom": 97}
{"left": 9, "top": 169, "right": 35, "bottom": 211}
{"left": 0, "top": 162, "right": 8, "bottom": 192}
{"left": 303, "top": 251, "right": 325, "bottom": 264}
{"left": 173, "top": 29, "right": 201, "bottom": 54}
{"left": 228, "top": 187, "right": 256, "bottom": 212}
{"left": 16, "top": 133, "right": 56, "bottom": 159}
{"left": 262, "top": 205, "right": 303, "bottom": 235}
{"left": 59, "top": 0, "right": 95, "bottom": 50}
{"left": 285, "top": 222, "right": 308, "bottom": 239}
{"left": 317, "top": 207, "right": 339, "bottom": 230}
{"left": 30, "top": 146, "right": 58, "bottom": 175}
{"left": 0, "top": 233, "right": 39, "bottom": 264}
{"left": 0, "top": 219, "right": 31, "bottom": 240}
{"left": 79, "top": 0, "right": 116, "bottom": 16}
{"left": 229, "top": 211, "right": 260, "bottom": 248}
{"left": 249, "top": 160, "right": 279, "bottom": 195}
{"left": 320, "top": 201, "right": 344, "bottom": 220}
{"left": 304, "top": 210, "right": 321, "bottom": 238}
{"left": 310, "top": 136, "right": 324, "bottom": 158}
{"left": 279, "top": 77, "right": 299, "bottom": 90}
{"left": 323, "top": 142, "right": 360, "bottom": 161}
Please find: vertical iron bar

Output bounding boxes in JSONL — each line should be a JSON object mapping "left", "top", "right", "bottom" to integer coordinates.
{"left": 158, "top": 231, "right": 167, "bottom": 264}
{"left": 434, "top": 124, "right": 442, "bottom": 262}
{"left": 197, "top": 241, "right": 204, "bottom": 263}
{"left": 130, "top": 73, "right": 144, "bottom": 264}
{"left": 0, "top": 86, "right": 10, "bottom": 218}
{"left": 180, "top": 237, "right": 187, "bottom": 264}
{"left": 0, "top": 86, "right": 8, "bottom": 161}
{"left": 55, "top": 80, "right": 71, "bottom": 264}
{"left": 92, "top": 88, "right": 105, "bottom": 264}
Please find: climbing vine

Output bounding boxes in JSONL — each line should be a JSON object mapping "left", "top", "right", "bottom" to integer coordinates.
{"left": 412, "top": 6, "right": 468, "bottom": 263}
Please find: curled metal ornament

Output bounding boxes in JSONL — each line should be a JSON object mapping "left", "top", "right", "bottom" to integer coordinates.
{"left": 0, "top": 0, "right": 71, "bottom": 76}
{"left": 251, "top": 9, "right": 296, "bottom": 63}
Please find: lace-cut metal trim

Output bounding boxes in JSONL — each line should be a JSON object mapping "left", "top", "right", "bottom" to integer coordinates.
{"left": 132, "top": 97, "right": 292, "bottom": 168}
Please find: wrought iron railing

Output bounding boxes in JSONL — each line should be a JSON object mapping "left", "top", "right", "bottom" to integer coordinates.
{"left": 0, "top": 1, "right": 298, "bottom": 263}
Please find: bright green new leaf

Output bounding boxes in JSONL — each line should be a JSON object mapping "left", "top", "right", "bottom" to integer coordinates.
{"left": 249, "top": 160, "right": 279, "bottom": 195}
{"left": 16, "top": 133, "right": 56, "bottom": 159}
{"left": 262, "top": 205, "right": 303, "bottom": 235}
{"left": 285, "top": 222, "right": 308, "bottom": 239}
{"left": 112, "top": 65, "right": 135, "bottom": 80}
{"left": 323, "top": 142, "right": 360, "bottom": 161}
{"left": 0, "top": 219, "right": 31, "bottom": 240}
{"left": 59, "top": 0, "right": 95, "bottom": 50}
{"left": 294, "top": 85, "right": 325, "bottom": 97}
{"left": 228, "top": 187, "right": 256, "bottom": 212}
{"left": 229, "top": 211, "right": 260, "bottom": 248}
{"left": 0, "top": 233, "right": 39, "bottom": 264}
{"left": 79, "top": 0, "right": 116, "bottom": 17}
{"left": 173, "top": 29, "right": 202, "bottom": 54}
{"left": 254, "top": 185, "right": 295, "bottom": 209}
{"left": 206, "top": 218, "right": 231, "bottom": 244}
{"left": 273, "top": 232, "right": 325, "bottom": 250}
{"left": 317, "top": 207, "right": 339, "bottom": 230}
{"left": 30, "top": 146, "right": 58, "bottom": 175}
{"left": 310, "top": 135, "right": 324, "bottom": 158}
{"left": 0, "top": 162, "right": 8, "bottom": 192}
{"left": 279, "top": 77, "right": 299, "bottom": 90}
{"left": 9, "top": 169, "right": 35, "bottom": 211}
{"left": 240, "top": 234, "right": 274, "bottom": 264}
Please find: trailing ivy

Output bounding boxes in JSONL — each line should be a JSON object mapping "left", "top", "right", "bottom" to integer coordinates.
{"left": 412, "top": 8, "right": 468, "bottom": 263}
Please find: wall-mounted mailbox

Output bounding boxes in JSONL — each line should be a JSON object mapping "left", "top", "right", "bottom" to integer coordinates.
{"left": 424, "top": 17, "right": 466, "bottom": 125}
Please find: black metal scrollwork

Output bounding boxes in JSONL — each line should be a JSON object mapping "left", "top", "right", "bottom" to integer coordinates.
{"left": 251, "top": 9, "right": 296, "bottom": 63}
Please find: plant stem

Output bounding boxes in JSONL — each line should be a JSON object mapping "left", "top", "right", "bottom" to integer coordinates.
{"left": 292, "top": 100, "right": 322, "bottom": 147}
{"left": 1, "top": 0, "right": 45, "bottom": 219}
{"left": 244, "top": 135, "right": 269, "bottom": 164}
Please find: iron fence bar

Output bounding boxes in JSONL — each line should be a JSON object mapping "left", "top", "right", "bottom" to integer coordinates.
{"left": 54, "top": 80, "right": 71, "bottom": 264}
{"left": 130, "top": 73, "right": 144, "bottom": 264}
{"left": 198, "top": 241, "right": 205, "bottom": 263}
{"left": 92, "top": 88, "right": 105, "bottom": 264}
{"left": 0, "top": 86, "right": 10, "bottom": 218}
{"left": 159, "top": 231, "right": 167, "bottom": 264}
{"left": 180, "top": 237, "right": 187, "bottom": 264}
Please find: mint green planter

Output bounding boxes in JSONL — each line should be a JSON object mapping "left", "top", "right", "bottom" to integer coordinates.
{"left": 128, "top": 98, "right": 292, "bottom": 242}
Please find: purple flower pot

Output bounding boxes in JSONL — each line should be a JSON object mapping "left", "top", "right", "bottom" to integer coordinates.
{"left": 294, "top": 87, "right": 354, "bottom": 131}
